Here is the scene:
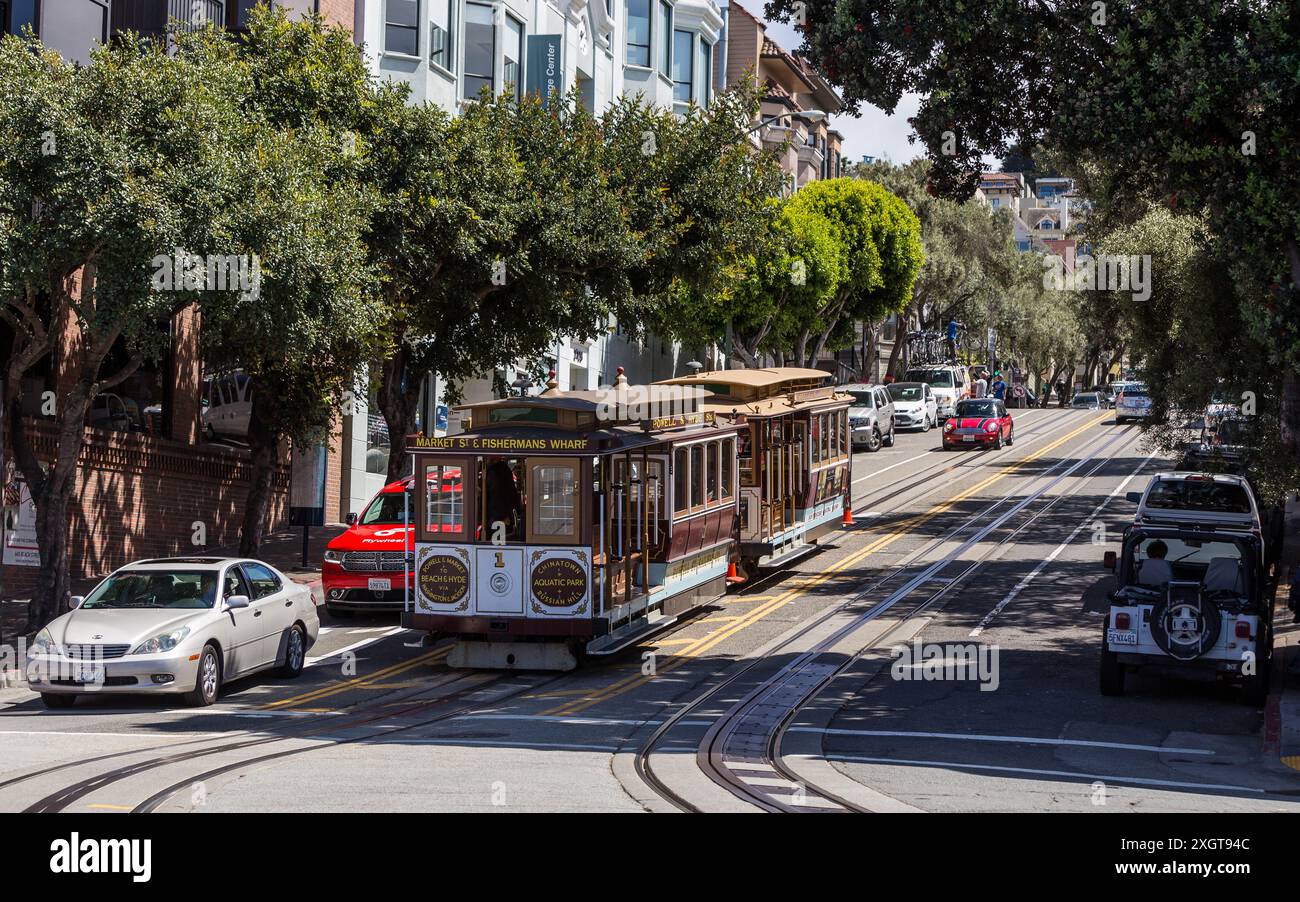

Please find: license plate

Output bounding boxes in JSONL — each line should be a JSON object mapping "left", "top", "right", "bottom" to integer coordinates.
{"left": 1107, "top": 629, "right": 1137, "bottom": 646}
{"left": 77, "top": 665, "right": 104, "bottom": 684}
{"left": 368, "top": 577, "right": 392, "bottom": 592}
{"left": 963, "top": 434, "right": 975, "bottom": 442}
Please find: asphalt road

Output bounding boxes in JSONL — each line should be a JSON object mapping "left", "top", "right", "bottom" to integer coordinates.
{"left": 2, "top": 407, "right": 1297, "bottom": 813}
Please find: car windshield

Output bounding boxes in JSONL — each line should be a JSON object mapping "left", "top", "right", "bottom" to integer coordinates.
{"left": 955, "top": 400, "right": 998, "bottom": 418}
{"left": 81, "top": 571, "right": 218, "bottom": 609}
{"left": 1146, "top": 479, "right": 1252, "bottom": 514}
{"left": 908, "top": 369, "right": 954, "bottom": 388}
{"left": 360, "top": 491, "right": 411, "bottom": 525}
{"left": 846, "top": 391, "right": 875, "bottom": 408}
{"left": 1128, "top": 535, "right": 1248, "bottom": 589}
{"left": 1122, "top": 390, "right": 1149, "bottom": 399}
{"left": 889, "top": 385, "right": 924, "bottom": 402}
{"left": 1216, "top": 419, "right": 1253, "bottom": 445}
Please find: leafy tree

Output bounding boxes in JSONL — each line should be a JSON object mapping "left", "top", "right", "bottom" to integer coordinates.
{"left": 0, "top": 29, "right": 249, "bottom": 627}
{"left": 770, "top": 0, "right": 1300, "bottom": 456}
{"left": 725, "top": 201, "right": 845, "bottom": 367}
{"left": 780, "top": 177, "right": 924, "bottom": 367}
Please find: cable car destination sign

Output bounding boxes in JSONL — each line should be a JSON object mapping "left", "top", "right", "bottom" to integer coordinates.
{"left": 409, "top": 435, "right": 592, "bottom": 452}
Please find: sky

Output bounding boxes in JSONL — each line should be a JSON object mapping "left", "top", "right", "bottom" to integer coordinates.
{"left": 742, "top": 1, "right": 926, "bottom": 165}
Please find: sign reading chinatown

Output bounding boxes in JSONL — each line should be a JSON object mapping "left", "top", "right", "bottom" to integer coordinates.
{"left": 531, "top": 557, "right": 587, "bottom": 608}
{"left": 419, "top": 554, "right": 470, "bottom": 605}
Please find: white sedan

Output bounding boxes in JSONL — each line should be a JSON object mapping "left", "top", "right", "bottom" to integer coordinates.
{"left": 27, "top": 557, "right": 319, "bottom": 708}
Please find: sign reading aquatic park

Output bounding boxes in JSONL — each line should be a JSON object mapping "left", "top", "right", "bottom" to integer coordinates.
{"left": 409, "top": 435, "right": 592, "bottom": 453}
{"left": 526, "top": 34, "right": 563, "bottom": 104}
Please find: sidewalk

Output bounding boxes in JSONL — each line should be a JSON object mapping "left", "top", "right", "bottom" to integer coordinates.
{"left": 0, "top": 524, "right": 346, "bottom": 642}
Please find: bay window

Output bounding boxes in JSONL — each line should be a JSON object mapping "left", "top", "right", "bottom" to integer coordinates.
{"left": 463, "top": 1, "right": 495, "bottom": 99}
{"left": 430, "top": 0, "right": 454, "bottom": 71}
{"left": 658, "top": 0, "right": 671, "bottom": 78}
{"left": 385, "top": 0, "right": 419, "bottom": 56}
{"left": 627, "top": 0, "right": 650, "bottom": 67}
{"left": 672, "top": 29, "right": 693, "bottom": 103}
{"left": 505, "top": 14, "right": 524, "bottom": 99}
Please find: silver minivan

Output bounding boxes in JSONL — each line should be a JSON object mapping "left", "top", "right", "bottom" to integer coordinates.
{"left": 843, "top": 383, "right": 896, "bottom": 452}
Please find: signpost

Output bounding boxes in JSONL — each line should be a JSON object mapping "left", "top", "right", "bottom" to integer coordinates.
{"left": 289, "top": 442, "right": 327, "bottom": 569}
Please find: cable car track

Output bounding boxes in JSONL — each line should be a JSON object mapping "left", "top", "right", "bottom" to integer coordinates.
{"left": 0, "top": 411, "right": 1097, "bottom": 813}
{"left": 634, "top": 420, "right": 1141, "bottom": 812}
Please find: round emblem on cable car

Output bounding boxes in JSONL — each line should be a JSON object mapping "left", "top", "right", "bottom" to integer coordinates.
{"left": 419, "top": 554, "right": 469, "bottom": 605}
{"left": 530, "top": 557, "right": 587, "bottom": 608}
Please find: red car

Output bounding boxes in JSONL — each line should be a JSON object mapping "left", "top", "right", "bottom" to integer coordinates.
{"left": 942, "top": 398, "right": 1014, "bottom": 450}
{"left": 322, "top": 477, "right": 415, "bottom": 616}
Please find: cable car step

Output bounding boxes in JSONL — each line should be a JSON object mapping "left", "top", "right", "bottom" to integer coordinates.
{"left": 585, "top": 611, "right": 679, "bottom": 656}
{"left": 756, "top": 542, "right": 818, "bottom": 570}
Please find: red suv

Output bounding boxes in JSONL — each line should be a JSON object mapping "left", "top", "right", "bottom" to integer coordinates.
{"left": 322, "top": 478, "right": 414, "bottom": 616}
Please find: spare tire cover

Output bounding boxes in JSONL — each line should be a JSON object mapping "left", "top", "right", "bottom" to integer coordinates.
{"left": 1149, "top": 587, "right": 1221, "bottom": 661}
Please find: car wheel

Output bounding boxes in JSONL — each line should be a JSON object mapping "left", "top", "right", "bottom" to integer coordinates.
{"left": 185, "top": 644, "right": 221, "bottom": 707}
{"left": 883, "top": 426, "right": 895, "bottom": 447}
{"left": 1006, "top": 426, "right": 1014, "bottom": 446}
{"left": 993, "top": 430, "right": 1004, "bottom": 450}
{"left": 277, "top": 624, "right": 307, "bottom": 678}
{"left": 920, "top": 415, "right": 931, "bottom": 432}
{"left": 1099, "top": 638, "right": 1125, "bottom": 697}
{"left": 40, "top": 693, "right": 76, "bottom": 709}
{"left": 867, "top": 427, "right": 882, "bottom": 452}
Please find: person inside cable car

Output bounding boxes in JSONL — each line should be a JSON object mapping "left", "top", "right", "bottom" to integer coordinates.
{"left": 484, "top": 457, "right": 523, "bottom": 542}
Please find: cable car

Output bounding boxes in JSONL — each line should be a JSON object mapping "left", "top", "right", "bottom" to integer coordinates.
{"left": 402, "top": 371, "right": 746, "bottom": 670}
{"left": 655, "top": 368, "right": 852, "bottom": 572}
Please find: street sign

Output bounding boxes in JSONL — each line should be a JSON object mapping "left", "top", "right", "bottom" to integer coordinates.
{"left": 289, "top": 442, "right": 326, "bottom": 528}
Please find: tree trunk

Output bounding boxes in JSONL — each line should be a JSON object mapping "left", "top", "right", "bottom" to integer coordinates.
{"left": 377, "top": 344, "right": 421, "bottom": 484}
{"left": 793, "top": 330, "right": 810, "bottom": 368}
{"left": 239, "top": 390, "right": 281, "bottom": 556}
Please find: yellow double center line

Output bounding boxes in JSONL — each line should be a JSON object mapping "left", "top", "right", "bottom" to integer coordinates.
{"left": 261, "top": 646, "right": 449, "bottom": 711}
{"left": 543, "top": 411, "right": 1113, "bottom": 717}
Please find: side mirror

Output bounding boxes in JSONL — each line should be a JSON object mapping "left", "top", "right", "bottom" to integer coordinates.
{"left": 69, "top": 596, "right": 85, "bottom": 609}
{"left": 1124, "top": 491, "right": 1142, "bottom": 504}
{"left": 1103, "top": 550, "right": 1117, "bottom": 571}
{"left": 345, "top": 512, "right": 358, "bottom": 526}
{"left": 224, "top": 594, "right": 250, "bottom": 610}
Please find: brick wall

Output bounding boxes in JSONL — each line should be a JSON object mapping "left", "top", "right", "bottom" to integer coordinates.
{"left": 1, "top": 422, "right": 290, "bottom": 597}
{"left": 316, "top": 0, "right": 356, "bottom": 33}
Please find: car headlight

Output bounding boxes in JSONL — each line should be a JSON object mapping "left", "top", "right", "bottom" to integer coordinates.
{"left": 324, "top": 549, "right": 342, "bottom": 564}
{"left": 131, "top": 626, "right": 191, "bottom": 655}
{"left": 27, "top": 628, "right": 56, "bottom": 658}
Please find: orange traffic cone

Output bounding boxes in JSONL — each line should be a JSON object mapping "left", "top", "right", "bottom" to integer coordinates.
{"left": 842, "top": 505, "right": 855, "bottom": 528}
{"left": 725, "top": 560, "right": 746, "bottom": 585}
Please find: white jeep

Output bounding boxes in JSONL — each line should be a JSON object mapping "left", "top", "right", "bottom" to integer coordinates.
{"left": 1099, "top": 525, "right": 1274, "bottom": 704}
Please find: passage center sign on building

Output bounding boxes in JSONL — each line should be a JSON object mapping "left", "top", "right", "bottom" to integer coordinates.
{"left": 526, "top": 34, "right": 563, "bottom": 103}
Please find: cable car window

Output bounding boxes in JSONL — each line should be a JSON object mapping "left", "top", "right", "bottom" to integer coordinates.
{"left": 820, "top": 413, "right": 830, "bottom": 461}
{"left": 690, "top": 444, "right": 704, "bottom": 509}
{"left": 530, "top": 462, "right": 579, "bottom": 542}
{"left": 738, "top": 429, "right": 755, "bottom": 487}
{"left": 810, "top": 415, "right": 821, "bottom": 465}
{"left": 705, "top": 441, "right": 719, "bottom": 504}
{"left": 423, "top": 462, "right": 466, "bottom": 538}
{"left": 674, "top": 446, "right": 688, "bottom": 513}
{"left": 721, "top": 438, "right": 735, "bottom": 499}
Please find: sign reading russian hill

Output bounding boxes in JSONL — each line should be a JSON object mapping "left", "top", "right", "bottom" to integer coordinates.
{"left": 526, "top": 34, "right": 563, "bottom": 104}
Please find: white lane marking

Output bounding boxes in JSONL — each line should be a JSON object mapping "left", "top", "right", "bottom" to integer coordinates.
{"left": 969, "top": 448, "right": 1159, "bottom": 637}
{"left": 380, "top": 738, "right": 621, "bottom": 752}
{"left": 0, "top": 729, "right": 221, "bottom": 738}
{"left": 823, "top": 754, "right": 1265, "bottom": 794}
{"left": 790, "top": 727, "right": 1214, "bottom": 756}
{"left": 450, "top": 713, "right": 713, "bottom": 728}
{"left": 306, "top": 626, "right": 405, "bottom": 666}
